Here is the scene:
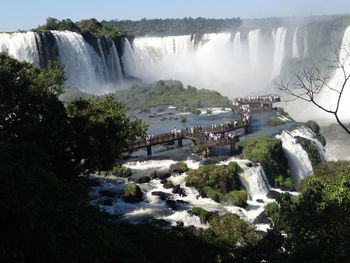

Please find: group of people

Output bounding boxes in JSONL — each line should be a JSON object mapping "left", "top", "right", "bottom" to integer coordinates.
{"left": 232, "top": 94, "right": 281, "bottom": 105}
{"left": 199, "top": 131, "right": 240, "bottom": 144}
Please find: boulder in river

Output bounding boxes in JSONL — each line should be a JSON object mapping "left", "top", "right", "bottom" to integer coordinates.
{"left": 253, "top": 211, "right": 271, "bottom": 225}
{"left": 267, "top": 190, "right": 281, "bottom": 199}
{"left": 151, "top": 191, "right": 171, "bottom": 200}
{"left": 172, "top": 185, "right": 187, "bottom": 197}
{"left": 122, "top": 184, "right": 143, "bottom": 203}
{"left": 136, "top": 176, "right": 151, "bottom": 184}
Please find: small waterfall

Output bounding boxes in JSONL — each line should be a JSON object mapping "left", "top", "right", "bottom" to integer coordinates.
{"left": 233, "top": 31, "right": 241, "bottom": 55}
{"left": 271, "top": 27, "right": 287, "bottom": 79}
{"left": 109, "top": 42, "right": 123, "bottom": 82}
{"left": 290, "top": 126, "right": 327, "bottom": 161}
{"left": 303, "top": 31, "right": 308, "bottom": 57}
{"left": 248, "top": 29, "right": 260, "bottom": 65}
{"left": 121, "top": 38, "right": 138, "bottom": 77}
{"left": 276, "top": 127, "right": 318, "bottom": 184}
{"left": 0, "top": 32, "right": 40, "bottom": 66}
{"left": 292, "top": 27, "right": 300, "bottom": 58}
{"left": 239, "top": 163, "right": 271, "bottom": 201}
{"left": 318, "top": 25, "right": 350, "bottom": 121}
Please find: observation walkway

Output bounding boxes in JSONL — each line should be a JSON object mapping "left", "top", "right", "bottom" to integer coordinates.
{"left": 127, "top": 119, "right": 250, "bottom": 157}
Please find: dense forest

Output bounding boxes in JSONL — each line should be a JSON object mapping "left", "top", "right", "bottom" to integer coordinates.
{"left": 102, "top": 17, "right": 242, "bottom": 36}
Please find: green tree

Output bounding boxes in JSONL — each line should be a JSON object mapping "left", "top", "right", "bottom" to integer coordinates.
{"left": 272, "top": 174, "right": 350, "bottom": 262}
{"left": 67, "top": 95, "right": 146, "bottom": 174}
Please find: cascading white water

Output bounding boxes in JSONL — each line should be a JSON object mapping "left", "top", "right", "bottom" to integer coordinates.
{"left": 292, "top": 27, "right": 300, "bottom": 58}
{"left": 271, "top": 27, "right": 287, "bottom": 79}
{"left": 0, "top": 31, "right": 125, "bottom": 94}
{"left": 276, "top": 127, "right": 317, "bottom": 184}
{"left": 0, "top": 32, "right": 40, "bottom": 66}
{"left": 318, "top": 25, "right": 350, "bottom": 121}
{"left": 239, "top": 163, "right": 271, "bottom": 201}
{"left": 290, "top": 126, "right": 327, "bottom": 161}
{"left": 52, "top": 31, "right": 105, "bottom": 93}
{"left": 232, "top": 31, "right": 241, "bottom": 55}
{"left": 303, "top": 32, "right": 308, "bottom": 57}
{"left": 248, "top": 29, "right": 260, "bottom": 65}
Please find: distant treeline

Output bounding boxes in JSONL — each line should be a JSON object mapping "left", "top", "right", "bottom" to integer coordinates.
{"left": 34, "top": 17, "right": 130, "bottom": 38}
{"left": 102, "top": 17, "right": 242, "bottom": 36}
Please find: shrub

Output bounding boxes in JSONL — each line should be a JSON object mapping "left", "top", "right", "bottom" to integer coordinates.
{"left": 169, "top": 162, "right": 189, "bottom": 174}
{"left": 307, "top": 120, "right": 320, "bottom": 134}
{"left": 224, "top": 190, "right": 248, "bottom": 208}
{"left": 240, "top": 138, "right": 292, "bottom": 189}
{"left": 191, "top": 207, "right": 212, "bottom": 223}
{"left": 268, "top": 117, "right": 285, "bottom": 126}
{"left": 111, "top": 166, "right": 132, "bottom": 177}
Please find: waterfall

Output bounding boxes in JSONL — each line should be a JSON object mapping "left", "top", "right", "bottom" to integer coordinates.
{"left": 271, "top": 27, "right": 287, "bottom": 79}
{"left": 292, "top": 27, "right": 300, "bottom": 58}
{"left": 0, "top": 31, "right": 125, "bottom": 94}
{"left": 303, "top": 31, "right": 308, "bottom": 57}
{"left": 248, "top": 29, "right": 260, "bottom": 65}
{"left": 52, "top": 31, "right": 107, "bottom": 93}
{"left": 0, "top": 32, "right": 40, "bottom": 66}
{"left": 275, "top": 126, "right": 327, "bottom": 184}
{"left": 233, "top": 31, "right": 241, "bottom": 55}
{"left": 239, "top": 163, "right": 271, "bottom": 200}
{"left": 317, "top": 25, "right": 350, "bottom": 121}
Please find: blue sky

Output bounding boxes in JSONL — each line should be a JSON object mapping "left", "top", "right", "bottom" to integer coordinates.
{"left": 1, "top": 0, "right": 350, "bottom": 31}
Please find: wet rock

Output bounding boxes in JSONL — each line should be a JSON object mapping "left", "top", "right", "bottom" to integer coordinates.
{"left": 136, "top": 176, "right": 151, "bottom": 184}
{"left": 176, "top": 221, "right": 184, "bottom": 227}
{"left": 98, "top": 190, "right": 117, "bottom": 198}
{"left": 152, "top": 171, "right": 171, "bottom": 180}
{"left": 160, "top": 179, "right": 167, "bottom": 184}
{"left": 253, "top": 211, "right": 271, "bottom": 225}
{"left": 256, "top": 199, "right": 264, "bottom": 203}
{"left": 122, "top": 184, "right": 143, "bottom": 203}
{"left": 172, "top": 185, "right": 187, "bottom": 197}
{"left": 163, "top": 182, "right": 174, "bottom": 189}
{"left": 103, "top": 199, "right": 113, "bottom": 206}
{"left": 160, "top": 117, "right": 167, "bottom": 121}
{"left": 267, "top": 190, "right": 281, "bottom": 199}
{"left": 151, "top": 191, "right": 171, "bottom": 200}
{"left": 246, "top": 162, "right": 253, "bottom": 167}
{"left": 166, "top": 200, "right": 177, "bottom": 210}
{"left": 158, "top": 172, "right": 172, "bottom": 180}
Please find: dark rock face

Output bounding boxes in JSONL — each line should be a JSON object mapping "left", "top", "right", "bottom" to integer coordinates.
{"left": 103, "top": 199, "right": 113, "bottom": 206}
{"left": 256, "top": 199, "right": 264, "bottom": 203}
{"left": 99, "top": 190, "right": 117, "bottom": 198}
{"left": 136, "top": 176, "right": 151, "bottom": 184}
{"left": 267, "top": 190, "right": 281, "bottom": 199}
{"left": 172, "top": 185, "right": 187, "bottom": 197}
{"left": 160, "top": 179, "right": 167, "bottom": 184}
{"left": 122, "top": 184, "right": 143, "bottom": 203}
{"left": 253, "top": 211, "right": 271, "bottom": 225}
{"left": 151, "top": 191, "right": 171, "bottom": 200}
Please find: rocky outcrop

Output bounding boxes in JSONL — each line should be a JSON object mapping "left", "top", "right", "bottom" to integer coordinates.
{"left": 122, "top": 184, "right": 143, "bottom": 203}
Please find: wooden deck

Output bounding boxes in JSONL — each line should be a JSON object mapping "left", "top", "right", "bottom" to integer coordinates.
{"left": 127, "top": 119, "right": 249, "bottom": 156}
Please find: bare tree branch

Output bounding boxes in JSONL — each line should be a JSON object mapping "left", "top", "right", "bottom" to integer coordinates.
{"left": 275, "top": 43, "right": 350, "bottom": 134}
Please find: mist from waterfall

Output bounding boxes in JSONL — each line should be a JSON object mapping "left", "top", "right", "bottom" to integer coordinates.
{"left": 285, "top": 25, "right": 350, "bottom": 123}
{"left": 123, "top": 28, "right": 288, "bottom": 97}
